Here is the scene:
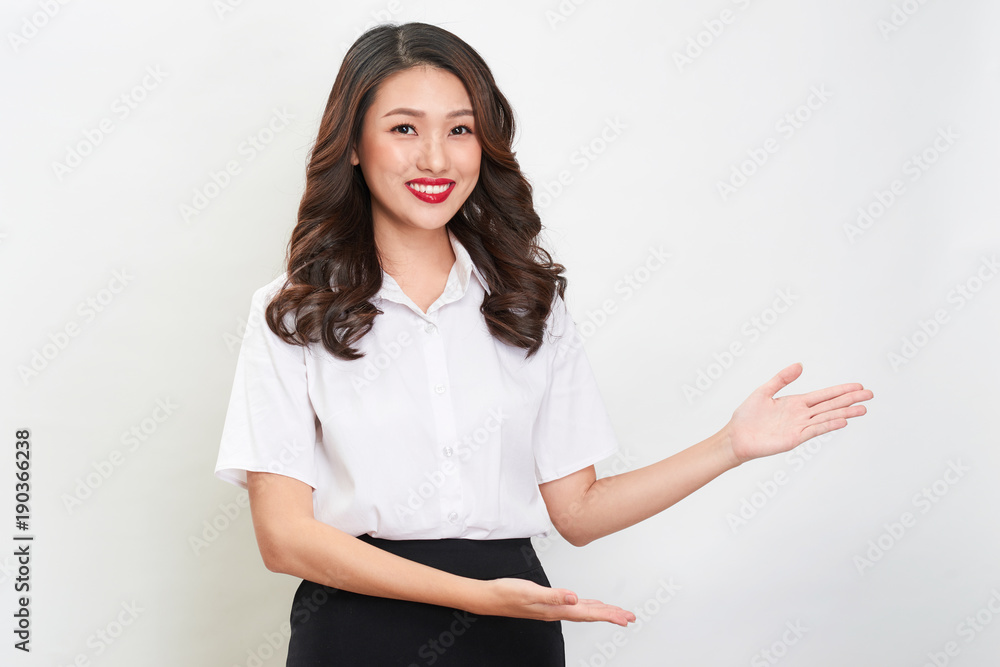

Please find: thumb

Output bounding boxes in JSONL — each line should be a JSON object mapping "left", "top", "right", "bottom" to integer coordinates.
{"left": 550, "top": 588, "right": 578, "bottom": 605}
{"left": 759, "top": 362, "right": 803, "bottom": 398}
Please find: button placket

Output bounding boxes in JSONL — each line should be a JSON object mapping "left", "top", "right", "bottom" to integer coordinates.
{"left": 420, "top": 312, "right": 464, "bottom": 529}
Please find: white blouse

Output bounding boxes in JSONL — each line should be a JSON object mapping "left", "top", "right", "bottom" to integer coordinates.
{"left": 214, "top": 228, "right": 620, "bottom": 540}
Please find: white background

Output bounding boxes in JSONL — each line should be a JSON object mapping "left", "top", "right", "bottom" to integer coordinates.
{"left": 3, "top": 1, "right": 999, "bottom": 665}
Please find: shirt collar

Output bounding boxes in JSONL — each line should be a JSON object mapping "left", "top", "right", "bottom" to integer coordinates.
{"left": 447, "top": 227, "right": 491, "bottom": 297}
{"left": 374, "top": 227, "right": 491, "bottom": 313}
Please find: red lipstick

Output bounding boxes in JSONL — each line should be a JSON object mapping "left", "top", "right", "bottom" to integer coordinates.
{"left": 406, "top": 178, "right": 455, "bottom": 204}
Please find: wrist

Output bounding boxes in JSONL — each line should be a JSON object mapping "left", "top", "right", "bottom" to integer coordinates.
{"left": 715, "top": 422, "right": 743, "bottom": 469}
{"left": 456, "top": 577, "right": 494, "bottom": 616}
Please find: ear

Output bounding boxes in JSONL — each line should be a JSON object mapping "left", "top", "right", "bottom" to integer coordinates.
{"left": 350, "top": 146, "right": 359, "bottom": 166}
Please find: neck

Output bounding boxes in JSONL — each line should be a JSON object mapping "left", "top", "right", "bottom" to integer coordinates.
{"left": 373, "top": 222, "right": 456, "bottom": 286}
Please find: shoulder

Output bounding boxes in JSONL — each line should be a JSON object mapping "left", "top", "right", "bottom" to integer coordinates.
{"left": 251, "top": 271, "right": 290, "bottom": 306}
{"left": 542, "top": 290, "right": 572, "bottom": 342}
{"left": 242, "top": 272, "right": 296, "bottom": 334}
{"left": 540, "top": 290, "right": 591, "bottom": 364}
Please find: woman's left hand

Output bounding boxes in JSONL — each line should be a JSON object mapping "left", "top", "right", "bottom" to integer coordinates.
{"left": 724, "top": 362, "right": 873, "bottom": 465}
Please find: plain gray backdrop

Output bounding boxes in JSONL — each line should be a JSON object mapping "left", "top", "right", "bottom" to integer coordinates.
{"left": 3, "top": 1, "right": 999, "bottom": 665}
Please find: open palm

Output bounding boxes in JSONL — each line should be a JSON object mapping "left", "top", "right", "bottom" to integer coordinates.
{"left": 726, "top": 362, "right": 873, "bottom": 464}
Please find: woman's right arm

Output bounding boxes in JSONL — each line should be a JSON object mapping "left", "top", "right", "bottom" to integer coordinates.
{"left": 246, "top": 471, "right": 635, "bottom": 626}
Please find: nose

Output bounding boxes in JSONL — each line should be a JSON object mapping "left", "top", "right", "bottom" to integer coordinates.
{"left": 415, "top": 134, "right": 449, "bottom": 174}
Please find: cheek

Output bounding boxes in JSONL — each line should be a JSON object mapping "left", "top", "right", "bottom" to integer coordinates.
{"left": 365, "top": 140, "right": 407, "bottom": 176}
{"left": 459, "top": 149, "right": 482, "bottom": 179}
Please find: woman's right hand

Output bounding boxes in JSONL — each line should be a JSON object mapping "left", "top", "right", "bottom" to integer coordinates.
{"left": 471, "top": 577, "right": 636, "bottom": 626}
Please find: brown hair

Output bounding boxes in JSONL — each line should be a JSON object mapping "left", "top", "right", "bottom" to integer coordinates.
{"left": 265, "top": 21, "right": 566, "bottom": 360}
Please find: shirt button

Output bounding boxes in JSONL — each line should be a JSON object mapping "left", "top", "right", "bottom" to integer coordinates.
{"left": 442, "top": 446, "right": 453, "bottom": 457}
{"left": 447, "top": 512, "right": 459, "bottom": 524}
{"left": 434, "top": 384, "right": 445, "bottom": 394}
{"left": 424, "top": 322, "right": 436, "bottom": 333}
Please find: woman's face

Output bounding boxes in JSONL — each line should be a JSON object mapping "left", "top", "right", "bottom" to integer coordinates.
{"left": 351, "top": 65, "right": 481, "bottom": 240}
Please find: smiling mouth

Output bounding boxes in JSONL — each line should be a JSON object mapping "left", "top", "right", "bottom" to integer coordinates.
{"left": 406, "top": 180, "right": 455, "bottom": 203}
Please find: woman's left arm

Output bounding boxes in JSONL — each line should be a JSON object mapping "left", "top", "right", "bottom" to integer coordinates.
{"left": 538, "top": 362, "right": 874, "bottom": 547}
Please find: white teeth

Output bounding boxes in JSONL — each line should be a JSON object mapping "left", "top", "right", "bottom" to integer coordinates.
{"left": 408, "top": 183, "right": 451, "bottom": 194}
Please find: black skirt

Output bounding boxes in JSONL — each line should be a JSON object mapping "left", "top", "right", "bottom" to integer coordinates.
{"left": 285, "top": 533, "right": 565, "bottom": 666}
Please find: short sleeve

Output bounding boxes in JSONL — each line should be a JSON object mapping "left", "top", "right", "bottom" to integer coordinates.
{"left": 532, "top": 294, "right": 620, "bottom": 484}
{"left": 214, "top": 278, "right": 320, "bottom": 490}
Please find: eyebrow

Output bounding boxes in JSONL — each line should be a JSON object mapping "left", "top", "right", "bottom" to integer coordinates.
{"left": 381, "top": 107, "right": 474, "bottom": 120}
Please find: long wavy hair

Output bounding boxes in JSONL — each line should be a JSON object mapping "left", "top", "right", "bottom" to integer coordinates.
{"left": 265, "top": 22, "right": 566, "bottom": 360}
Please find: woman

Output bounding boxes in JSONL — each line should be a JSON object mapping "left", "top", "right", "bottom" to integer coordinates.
{"left": 214, "top": 21, "right": 873, "bottom": 666}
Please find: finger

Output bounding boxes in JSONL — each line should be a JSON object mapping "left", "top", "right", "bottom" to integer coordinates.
{"left": 600, "top": 610, "right": 636, "bottom": 627}
{"left": 562, "top": 603, "right": 636, "bottom": 626}
{"left": 549, "top": 588, "right": 578, "bottom": 605}
{"left": 587, "top": 603, "right": 636, "bottom": 624}
{"left": 575, "top": 603, "right": 630, "bottom": 624}
{"left": 602, "top": 607, "right": 636, "bottom": 626}
{"left": 808, "top": 404, "right": 867, "bottom": 425}
{"left": 544, "top": 595, "right": 635, "bottom": 627}
{"left": 809, "top": 388, "right": 874, "bottom": 414}
{"left": 802, "top": 383, "right": 867, "bottom": 408}
{"left": 800, "top": 418, "right": 848, "bottom": 442}
{"left": 759, "top": 362, "right": 804, "bottom": 398}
